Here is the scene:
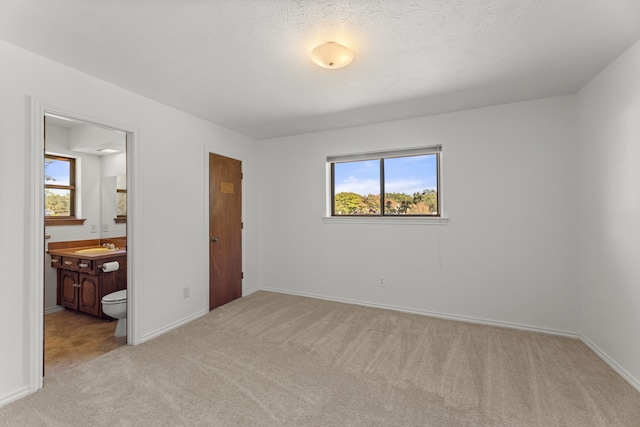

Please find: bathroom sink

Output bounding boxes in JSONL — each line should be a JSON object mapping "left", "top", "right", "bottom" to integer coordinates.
{"left": 74, "top": 247, "right": 117, "bottom": 254}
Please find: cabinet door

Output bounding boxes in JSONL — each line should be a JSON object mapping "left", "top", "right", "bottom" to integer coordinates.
{"left": 60, "top": 270, "right": 79, "bottom": 310}
{"left": 79, "top": 273, "right": 101, "bottom": 317}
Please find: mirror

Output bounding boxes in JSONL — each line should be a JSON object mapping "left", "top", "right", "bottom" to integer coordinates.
{"left": 101, "top": 174, "right": 127, "bottom": 236}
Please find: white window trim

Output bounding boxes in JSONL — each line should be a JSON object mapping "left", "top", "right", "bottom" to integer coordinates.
{"left": 325, "top": 145, "right": 446, "bottom": 223}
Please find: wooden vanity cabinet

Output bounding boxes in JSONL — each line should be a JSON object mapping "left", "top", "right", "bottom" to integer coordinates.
{"left": 54, "top": 253, "right": 126, "bottom": 319}
{"left": 59, "top": 271, "right": 101, "bottom": 317}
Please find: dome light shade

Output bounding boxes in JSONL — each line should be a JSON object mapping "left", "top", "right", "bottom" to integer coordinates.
{"left": 310, "top": 42, "right": 354, "bottom": 69}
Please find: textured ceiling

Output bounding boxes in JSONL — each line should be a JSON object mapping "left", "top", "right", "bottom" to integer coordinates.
{"left": 2, "top": 1, "right": 640, "bottom": 140}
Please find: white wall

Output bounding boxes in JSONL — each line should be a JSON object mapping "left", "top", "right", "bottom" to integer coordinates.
{"left": 69, "top": 123, "right": 125, "bottom": 152}
{"left": 45, "top": 124, "right": 103, "bottom": 240}
{"left": 44, "top": 123, "right": 104, "bottom": 312}
{"left": 258, "top": 95, "right": 580, "bottom": 334}
{"left": 102, "top": 152, "right": 127, "bottom": 177}
{"left": 3, "top": 30, "right": 639, "bottom": 406}
{"left": 0, "top": 40, "right": 258, "bottom": 404}
{"left": 577, "top": 38, "right": 640, "bottom": 389}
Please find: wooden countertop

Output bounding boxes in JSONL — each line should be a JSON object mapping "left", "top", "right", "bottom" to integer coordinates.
{"left": 48, "top": 246, "right": 127, "bottom": 260}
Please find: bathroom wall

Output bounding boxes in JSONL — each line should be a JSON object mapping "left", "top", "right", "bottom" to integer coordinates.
{"left": 0, "top": 40, "right": 259, "bottom": 405}
{"left": 44, "top": 123, "right": 104, "bottom": 313}
{"left": 45, "top": 124, "right": 103, "bottom": 242}
{"left": 577, "top": 37, "right": 640, "bottom": 389}
{"left": 258, "top": 95, "right": 580, "bottom": 335}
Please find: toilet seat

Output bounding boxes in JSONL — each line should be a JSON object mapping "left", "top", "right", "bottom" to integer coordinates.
{"left": 102, "top": 289, "right": 126, "bottom": 304}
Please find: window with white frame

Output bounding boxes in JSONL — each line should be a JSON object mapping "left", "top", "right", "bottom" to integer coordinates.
{"left": 328, "top": 146, "right": 441, "bottom": 217}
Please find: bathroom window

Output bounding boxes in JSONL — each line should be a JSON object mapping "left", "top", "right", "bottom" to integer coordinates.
{"left": 329, "top": 146, "right": 441, "bottom": 217}
{"left": 45, "top": 154, "right": 77, "bottom": 220}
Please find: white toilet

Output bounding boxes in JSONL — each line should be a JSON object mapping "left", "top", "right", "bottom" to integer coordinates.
{"left": 102, "top": 290, "right": 127, "bottom": 337}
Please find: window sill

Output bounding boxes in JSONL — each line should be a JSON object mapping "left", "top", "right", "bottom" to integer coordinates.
{"left": 45, "top": 218, "right": 86, "bottom": 226}
{"left": 322, "top": 216, "right": 449, "bottom": 225}
{"left": 114, "top": 217, "right": 127, "bottom": 224}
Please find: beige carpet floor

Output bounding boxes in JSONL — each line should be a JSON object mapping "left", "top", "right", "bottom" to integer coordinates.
{"left": 1, "top": 291, "right": 639, "bottom": 426}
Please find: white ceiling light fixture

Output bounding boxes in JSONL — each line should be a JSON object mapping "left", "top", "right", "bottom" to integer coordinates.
{"left": 310, "top": 41, "right": 354, "bottom": 69}
{"left": 98, "top": 148, "right": 120, "bottom": 153}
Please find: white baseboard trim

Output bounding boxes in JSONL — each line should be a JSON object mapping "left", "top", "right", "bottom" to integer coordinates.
{"left": 0, "top": 386, "right": 30, "bottom": 408}
{"left": 141, "top": 309, "right": 208, "bottom": 343}
{"left": 243, "top": 287, "right": 261, "bottom": 297}
{"left": 142, "top": 289, "right": 259, "bottom": 343}
{"left": 258, "top": 287, "right": 580, "bottom": 339}
{"left": 581, "top": 336, "right": 640, "bottom": 393}
{"left": 44, "top": 305, "right": 64, "bottom": 315}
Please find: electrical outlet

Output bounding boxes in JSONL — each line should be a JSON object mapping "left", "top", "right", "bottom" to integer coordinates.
{"left": 378, "top": 275, "right": 385, "bottom": 287}
{"left": 183, "top": 287, "right": 190, "bottom": 298}
{"left": 90, "top": 224, "right": 98, "bottom": 233}
{"left": 102, "top": 224, "right": 109, "bottom": 232}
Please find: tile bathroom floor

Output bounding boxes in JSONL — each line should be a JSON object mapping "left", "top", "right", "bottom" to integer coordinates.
{"left": 44, "top": 309, "right": 126, "bottom": 377}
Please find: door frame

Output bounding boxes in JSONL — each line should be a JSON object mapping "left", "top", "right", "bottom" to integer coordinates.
{"left": 28, "top": 98, "right": 140, "bottom": 393}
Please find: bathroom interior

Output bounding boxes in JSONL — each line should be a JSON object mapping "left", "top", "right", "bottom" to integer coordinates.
{"left": 44, "top": 115, "right": 128, "bottom": 377}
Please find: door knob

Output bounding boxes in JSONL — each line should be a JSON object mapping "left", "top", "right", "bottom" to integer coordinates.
{"left": 211, "top": 237, "right": 219, "bottom": 243}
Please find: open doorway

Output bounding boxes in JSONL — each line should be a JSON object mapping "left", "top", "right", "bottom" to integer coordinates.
{"left": 29, "top": 99, "right": 137, "bottom": 390}
{"left": 43, "top": 114, "right": 128, "bottom": 377}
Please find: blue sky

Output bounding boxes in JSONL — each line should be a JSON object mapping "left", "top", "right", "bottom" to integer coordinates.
{"left": 45, "top": 159, "right": 70, "bottom": 185}
{"left": 334, "top": 154, "right": 437, "bottom": 196}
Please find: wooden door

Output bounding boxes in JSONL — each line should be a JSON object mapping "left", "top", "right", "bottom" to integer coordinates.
{"left": 209, "top": 153, "right": 242, "bottom": 310}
